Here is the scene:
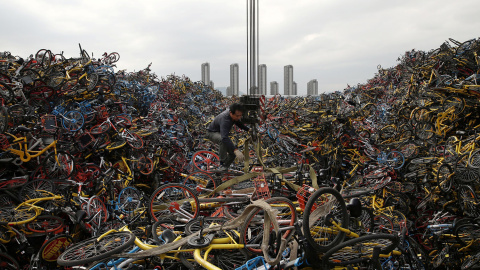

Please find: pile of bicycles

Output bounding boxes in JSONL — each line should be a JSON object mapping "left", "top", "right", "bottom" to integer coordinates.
{"left": 1, "top": 38, "right": 480, "bottom": 269}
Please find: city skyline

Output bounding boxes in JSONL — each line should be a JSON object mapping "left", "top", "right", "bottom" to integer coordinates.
{"left": 223, "top": 62, "right": 319, "bottom": 96}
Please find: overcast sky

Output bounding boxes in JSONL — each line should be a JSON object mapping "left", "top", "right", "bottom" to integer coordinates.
{"left": 1, "top": 0, "right": 479, "bottom": 95}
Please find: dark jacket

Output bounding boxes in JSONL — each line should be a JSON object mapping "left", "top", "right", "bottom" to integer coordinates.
{"left": 207, "top": 109, "right": 249, "bottom": 150}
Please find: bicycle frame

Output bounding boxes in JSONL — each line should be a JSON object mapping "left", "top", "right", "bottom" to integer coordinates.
{"left": 5, "top": 133, "right": 59, "bottom": 162}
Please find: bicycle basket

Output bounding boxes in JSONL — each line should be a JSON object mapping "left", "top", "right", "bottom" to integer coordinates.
{"left": 76, "top": 132, "right": 95, "bottom": 149}
{"left": 296, "top": 184, "right": 317, "bottom": 211}
{"left": 41, "top": 115, "right": 57, "bottom": 132}
{"left": 97, "top": 105, "right": 108, "bottom": 120}
{"left": 0, "top": 134, "right": 9, "bottom": 150}
{"left": 252, "top": 174, "right": 271, "bottom": 201}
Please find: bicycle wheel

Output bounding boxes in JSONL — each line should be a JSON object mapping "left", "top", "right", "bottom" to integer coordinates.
{"left": 90, "top": 122, "right": 111, "bottom": 134}
{"left": 240, "top": 197, "right": 297, "bottom": 255}
{"left": 57, "top": 231, "right": 135, "bottom": 266}
{"left": 149, "top": 183, "right": 199, "bottom": 222}
{"left": 0, "top": 82, "right": 14, "bottom": 104}
{"left": 136, "top": 156, "right": 154, "bottom": 175}
{"left": 62, "top": 110, "right": 85, "bottom": 132}
{"left": 461, "top": 250, "right": 480, "bottom": 270}
{"left": 125, "top": 132, "right": 144, "bottom": 149}
{"left": 151, "top": 218, "right": 182, "bottom": 245}
{"left": 0, "top": 205, "right": 39, "bottom": 225}
{"left": 117, "top": 186, "right": 142, "bottom": 214}
{"left": 42, "top": 151, "right": 75, "bottom": 180}
{"left": 39, "top": 234, "right": 74, "bottom": 262}
{"left": 455, "top": 223, "right": 480, "bottom": 247}
{"left": 468, "top": 149, "right": 480, "bottom": 169}
{"left": 437, "top": 163, "right": 453, "bottom": 193}
{"left": 0, "top": 252, "right": 20, "bottom": 269}
{"left": 0, "top": 106, "right": 8, "bottom": 133}
{"left": 415, "top": 121, "right": 435, "bottom": 140}
{"left": 26, "top": 215, "right": 64, "bottom": 234}
{"left": 321, "top": 233, "right": 399, "bottom": 268}
{"left": 29, "top": 85, "right": 55, "bottom": 99}
{"left": 191, "top": 150, "right": 220, "bottom": 173}
{"left": 183, "top": 171, "right": 216, "bottom": 197}
{"left": 386, "top": 150, "right": 405, "bottom": 169}
{"left": 85, "top": 73, "right": 99, "bottom": 91}
{"left": 19, "top": 179, "right": 55, "bottom": 202}
{"left": 185, "top": 217, "right": 228, "bottom": 235}
{"left": 303, "top": 187, "right": 349, "bottom": 253}
{"left": 87, "top": 195, "right": 108, "bottom": 227}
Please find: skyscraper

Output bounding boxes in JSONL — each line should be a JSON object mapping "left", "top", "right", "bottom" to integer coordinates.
{"left": 230, "top": 63, "right": 239, "bottom": 96}
{"left": 226, "top": 86, "right": 232, "bottom": 97}
{"left": 284, "top": 65, "right": 293, "bottom": 95}
{"left": 307, "top": 79, "right": 318, "bottom": 95}
{"left": 270, "top": 81, "right": 279, "bottom": 95}
{"left": 201, "top": 62, "right": 210, "bottom": 86}
{"left": 292, "top": 81, "right": 297, "bottom": 96}
{"left": 258, "top": 64, "right": 267, "bottom": 95}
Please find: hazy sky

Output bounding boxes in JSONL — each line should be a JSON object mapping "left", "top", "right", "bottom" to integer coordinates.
{"left": 1, "top": 0, "right": 479, "bottom": 95}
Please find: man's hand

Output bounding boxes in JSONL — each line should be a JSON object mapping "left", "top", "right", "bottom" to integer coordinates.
{"left": 234, "top": 149, "right": 245, "bottom": 163}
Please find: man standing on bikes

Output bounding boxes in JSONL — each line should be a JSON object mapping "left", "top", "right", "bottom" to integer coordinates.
{"left": 206, "top": 103, "right": 250, "bottom": 172}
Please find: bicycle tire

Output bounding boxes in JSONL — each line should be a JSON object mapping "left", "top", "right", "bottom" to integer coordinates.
{"left": 117, "top": 186, "right": 142, "bottom": 214}
{"left": 455, "top": 223, "right": 480, "bottom": 247}
{"left": 437, "top": 163, "right": 453, "bottom": 193}
{"left": 191, "top": 150, "right": 220, "bottom": 173}
{"left": 468, "top": 148, "right": 480, "bottom": 169}
{"left": 19, "top": 178, "right": 55, "bottom": 202}
{"left": 151, "top": 218, "right": 182, "bottom": 245}
{"left": 39, "top": 234, "right": 74, "bottom": 262}
{"left": 0, "top": 82, "right": 14, "bottom": 104}
{"left": 42, "top": 150, "right": 76, "bottom": 180}
{"left": 29, "top": 85, "right": 55, "bottom": 99}
{"left": 461, "top": 250, "right": 480, "bottom": 270}
{"left": 185, "top": 217, "right": 228, "bottom": 235}
{"left": 303, "top": 187, "right": 349, "bottom": 253}
{"left": 57, "top": 231, "right": 135, "bottom": 266}
{"left": 0, "top": 204, "right": 39, "bottom": 225}
{"left": 87, "top": 195, "right": 108, "bottom": 226}
{"left": 0, "top": 251, "right": 20, "bottom": 269}
{"left": 387, "top": 150, "right": 405, "bottom": 169}
{"left": 149, "top": 183, "right": 200, "bottom": 222}
{"left": 0, "top": 106, "right": 8, "bottom": 133}
{"left": 90, "top": 122, "right": 111, "bottom": 134}
{"left": 321, "top": 233, "right": 399, "bottom": 268}
{"left": 26, "top": 215, "right": 64, "bottom": 234}
{"left": 126, "top": 132, "right": 144, "bottom": 149}
{"left": 240, "top": 197, "right": 297, "bottom": 255}
{"left": 62, "top": 110, "right": 85, "bottom": 131}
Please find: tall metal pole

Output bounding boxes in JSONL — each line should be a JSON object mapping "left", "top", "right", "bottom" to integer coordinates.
{"left": 247, "top": 0, "right": 259, "bottom": 95}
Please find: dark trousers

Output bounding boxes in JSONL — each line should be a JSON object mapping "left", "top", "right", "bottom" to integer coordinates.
{"left": 205, "top": 131, "right": 235, "bottom": 168}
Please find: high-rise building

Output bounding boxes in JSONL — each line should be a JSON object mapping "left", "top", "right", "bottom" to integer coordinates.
{"left": 230, "top": 63, "right": 239, "bottom": 96}
{"left": 284, "top": 65, "right": 293, "bottom": 95}
{"left": 307, "top": 79, "right": 318, "bottom": 95}
{"left": 292, "top": 81, "right": 297, "bottom": 96}
{"left": 210, "top": 80, "right": 214, "bottom": 89}
{"left": 201, "top": 62, "right": 210, "bottom": 86}
{"left": 226, "top": 86, "right": 232, "bottom": 97}
{"left": 258, "top": 64, "right": 267, "bottom": 95}
{"left": 270, "top": 81, "right": 279, "bottom": 95}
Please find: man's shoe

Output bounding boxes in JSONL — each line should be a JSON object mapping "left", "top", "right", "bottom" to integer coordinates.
{"left": 211, "top": 166, "right": 229, "bottom": 173}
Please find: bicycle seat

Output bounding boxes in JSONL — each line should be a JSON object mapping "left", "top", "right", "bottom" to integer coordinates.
{"left": 346, "top": 198, "right": 363, "bottom": 218}
{"left": 160, "top": 229, "right": 177, "bottom": 244}
{"left": 75, "top": 210, "right": 88, "bottom": 223}
{"left": 15, "top": 126, "right": 31, "bottom": 133}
